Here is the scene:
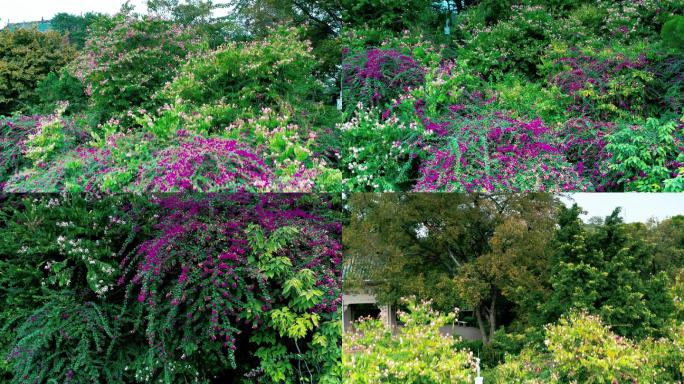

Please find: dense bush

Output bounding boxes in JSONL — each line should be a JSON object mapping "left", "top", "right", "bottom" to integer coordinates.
{"left": 162, "top": 27, "right": 323, "bottom": 126}
{"left": 545, "top": 311, "right": 653, "bottom": 383}
{"left": 339, "top": 107, "right": 423, "bottom": 191}
{"left": 606, "top": 117, "right": 684, "bottom": 192}
{"left": 543, "top": 45, "right": 653, "bottom": 119}
{"left": 72, "top": 13, "right": 198, "bottom": 124}
{"left": 35, "top": 69, "right": 88, "bottom": 115}
{"left": 342, "top": 48, "right": 425, "bottom": 112}
{"left": 343, "top": 297, "right": 475, "bottom": 383}
{"left": 0, "top": 194, "right": 342, "bottom": 383}
{"left": 661, "top": 15, "right": 684, "bottom": 51}
{"left": 340, "top": 0, "right": 684, "bottom": 192}
{"left": 413, "top": 111, "right": 588, "bottom": 192}
{"left": 0, "top": 29, "right": 76, "bottom": 115}
{"left": 487, "top": 311, "right": 684, "bottom": 384}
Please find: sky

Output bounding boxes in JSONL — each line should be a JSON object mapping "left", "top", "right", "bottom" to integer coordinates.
{"left": 1, "top": 0, "right": 146, "bottom": 24}
{"left": 0, "top": 0, "right": 230, "bottom": 25}
{"left": 562, "top": 193, "right": 684, "bottom": 223}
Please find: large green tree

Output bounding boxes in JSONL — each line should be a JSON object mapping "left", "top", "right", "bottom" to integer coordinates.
{"left": 344, "top": 193, "right": 560, "bottom": 344}
{"left": 543, "top": 205, "right": 676, "bottom": 339}
{"left": 51, "top": 12, "right": 104, "bottom": 49}
{"left": 0, "top": 29, "right": 76, "bottom": 115}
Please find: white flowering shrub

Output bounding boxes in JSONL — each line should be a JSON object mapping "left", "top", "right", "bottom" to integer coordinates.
{"left": 340, "top": 105, "right": 424, "bottom": 191}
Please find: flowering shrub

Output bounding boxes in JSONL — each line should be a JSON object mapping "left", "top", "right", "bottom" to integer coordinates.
{"left": 0, "top": 116, "right": 38, "bottom": 187}
{"left": 343, "top": 297, "right": 475, "bottom": 383}
{"left": 545, "top": 311, "right": 654, "bottom": 383}
{"left": 222, "top": 108, "right": 342, "bottom": 193}
{"left": 487, "top": 311, "right": 683, "bottom": 383}
{"left": 640, "top": 324, "right": 684, "bottom": 383}
{"left": 414, "top": 112, "right": 589, "bottom": 192}
{"left": 121, "top": 194, "right": 342, "bottom": 382}
{"left": 454, "top": 5, "right": 588, "bottom": 80}
{"left": 646, "top": 53, "right": 684, "bottom": 115}
{"left": 484, "top": 348, "right": 558, "bottom": 384}
{"left": 340, "top": 106, "right": 423, "bottom": 191}
{"left": 544, "top": 46, "right": 652, "bottom": 119}
{"left": 3, "top": 118, "right": 340, "bottom": 193}
{"left": 557, "top": 118, "right": 614, "bottom": 191}
{"left": 23, "top": 102, "right": 70, "bottom": 164}
{"left": 0, "top": 194, "right": 342, "bottom": 383}
{"left": 72, "top": 14, "right": 197, "bottom": 123}
{"left": 342, "top": 48, "right": 424, "bottom": 111}
{"left": 136, "top": 133, "right": 272, "bottom": 192}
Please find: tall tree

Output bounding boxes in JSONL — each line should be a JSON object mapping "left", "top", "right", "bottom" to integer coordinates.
{"left": 51, "top": 12, "right": 103, "bottom": 49}
{"left": 543, "top": 206, "right": 676, "bottom": 339}
{"left": 344, "top": 193, "right": 559, "bottom": 344}
{"left": 0, "top": 29, "right": 76, "bottom": 115}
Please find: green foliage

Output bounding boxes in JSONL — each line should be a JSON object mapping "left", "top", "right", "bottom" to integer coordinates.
{"left": 162, "top": 26, "right": 322, "bottom": 125}
{"left": 23, "top": 103, "right": 69, "bottom": 164}
{"left": 345, "top": 193, "right": 560, "bottom": 345}
{"left": 545, "top": 311, "right": 653, "bottom": 383}
{"left": 339, "top": 108, "right": 423, "bottom": 191}
{"left": 51, "top": 12, "right": 104, "bottom": 49}
{"left": 661, "top": 15, "right": 684, "bottom": 51}
{"left": 0, "top": 195, "right": 144, "bottom": 381}
{"left": 455, "top": 5, "right": 587, "bottom": 80}
{"left": 606, "top": 117, "right": 684, "bottom": 191}
{"left": 0, "top": 116, "right": 35, "bottom": 186}
{"left": 340, "top": 0, "right": 436, "bottom": 32}
{"left": 35, "top": 69, "right": 88, "bottom": 115}
{"left": 7, "top": 296, "right": 128, "bottom": 383}
{"left": 343, "top": 297, "right": 475, "bottom": 383}
{"left": 147, "top": 0, "right": 240, "bottom": 48}
{"left": 72, "top": 13, "right": 198, "bottom": 124}
{"left": 641, "top": 324, "right": 684, "bottom": 382}
{"left": 543, "top": 205, "right": 676, "bottom": 339}
{"left": 0, "top": 28, "right": 76, "bottom": 115}
{"left": 489, "top": 312, "right": 684, "bottom": 383}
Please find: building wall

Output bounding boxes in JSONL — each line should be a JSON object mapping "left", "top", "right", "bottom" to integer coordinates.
{"left": 343, "top": 292, "right": 481, "bottom": 341}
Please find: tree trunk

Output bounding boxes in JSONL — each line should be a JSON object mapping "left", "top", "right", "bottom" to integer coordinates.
{"left": 475, "top": 288, "right": 498, "bottom": 345}
{"left": 488, "top": 288, "right": 497, "bottom": 342}
{"left": 475, "top": 305, "right": 488, "bottom": 344}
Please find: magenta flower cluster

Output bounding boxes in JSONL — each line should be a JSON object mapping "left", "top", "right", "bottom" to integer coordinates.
{"left": 342, "top": 48, "right": 425, "bottom": 107}
{"left": 121, "top": 194, "right": 341, "bottom": 355}
{"left": 414, "top": 112, "right": 589, "bottom": 192}
{"left": 550, "top": 50, "right": 648, "bottom": 117}
{"left": 143, "top": 133, "right": 272, "bottom": 192}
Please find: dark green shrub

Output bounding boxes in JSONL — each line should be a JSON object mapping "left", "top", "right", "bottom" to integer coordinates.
{"left": 35, "top": 69, "right": 88, "bottom": 115}
{"left": 662, "top": 16, "right": 684, "bottom": 50}
{"left": 0, "top": 29, "right": 76, "bottom": 116}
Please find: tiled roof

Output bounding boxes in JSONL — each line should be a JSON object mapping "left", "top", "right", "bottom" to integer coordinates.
{"left": 343, "top": 253, "right": 383, "bottom": 281}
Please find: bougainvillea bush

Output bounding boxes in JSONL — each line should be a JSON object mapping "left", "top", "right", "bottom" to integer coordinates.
{"left": 1, "top": 15, "right": 341, "bottom": 193}
{"left": 0, "top": 193, "right": 342, "bottom": 383}
{"left": 340, "top": 0, "right": 684, "bottom": 192}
